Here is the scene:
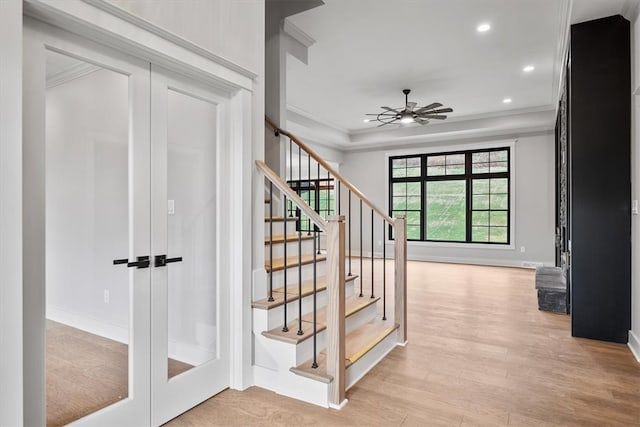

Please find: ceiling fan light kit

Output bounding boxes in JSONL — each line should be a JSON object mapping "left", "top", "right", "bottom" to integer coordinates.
{"left": 366, "top": 89, "right": 453, "bottom": 127}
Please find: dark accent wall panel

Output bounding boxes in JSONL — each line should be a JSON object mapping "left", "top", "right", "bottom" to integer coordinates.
{"left": 569, "top": 15, "right": 631, "bottom": 343}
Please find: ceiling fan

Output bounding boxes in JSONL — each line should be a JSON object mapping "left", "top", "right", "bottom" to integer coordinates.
{"left": 366, "top": 89, "right": 453, "bottom": 127}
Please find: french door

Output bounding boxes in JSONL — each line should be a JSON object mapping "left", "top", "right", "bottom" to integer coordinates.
{"left": 25, "top": 18, "right": 229, "bottom": 426}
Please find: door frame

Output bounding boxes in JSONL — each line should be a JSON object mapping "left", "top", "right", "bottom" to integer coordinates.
{"left": 22, "top": 0, "right": 256, "bottom": 423}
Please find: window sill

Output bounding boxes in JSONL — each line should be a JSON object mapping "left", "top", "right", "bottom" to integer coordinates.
{"left": 399, "top": 240, "right": 515, "bottom": 250}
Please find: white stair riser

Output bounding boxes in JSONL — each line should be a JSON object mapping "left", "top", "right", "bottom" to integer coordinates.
{"left": 254, "top": 298, "right": 379, "bottom": 368}
{"left": 265, "top": 237, "right": 316, "bottom": 259}
{"left": 253, "top": 280, "right": 355, "bottom": 333}
{"left": 253, "top": 365, "right": 329, "bottom": 408}
{"left": 267, "top": 259, "right": 327, "bottom": 289}
{"left": 264, "top": 220, "right": 299, "bottom": 235}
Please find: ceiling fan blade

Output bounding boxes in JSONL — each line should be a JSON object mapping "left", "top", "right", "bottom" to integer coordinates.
{"left": 366, "top": 113, "right": 396, "bottom": 116}
{"left": 419, "top": 114, "right": 447, "bottom": 120}
{"left": 377, "top": 118, "right": 399, "bottom": 127}
{"left": 406, "top": 101, "right": 417, "bottom": 111}
{"left": 381, "top": 106, "right": 401, "bottom": 114}
{"left": 415, "top": 103, "right": 443, "bottom": 114}
{"left": 428, "top": 108, "right": 453, "bottom": 114}
{"left": 415, "top": 119, "right": 430, "bottom": 125}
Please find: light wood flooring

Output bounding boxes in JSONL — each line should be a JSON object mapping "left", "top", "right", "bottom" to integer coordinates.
{"left": 168, "top": 261, "right": 640, "bottom": 426}
{"left": 46, "top": 320, "right": 192, "bottom": 427}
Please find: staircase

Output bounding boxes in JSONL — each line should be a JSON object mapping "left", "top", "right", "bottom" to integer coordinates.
{"left": 253, "top": 119, "right": 407, "bottom": 408}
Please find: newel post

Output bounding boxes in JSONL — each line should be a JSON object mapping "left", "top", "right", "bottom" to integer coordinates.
{"left": 326, "top": 215, "right": 346, "bottom": 408}
{"left": 394, "top": 216, "right": 408, "bottom": 344}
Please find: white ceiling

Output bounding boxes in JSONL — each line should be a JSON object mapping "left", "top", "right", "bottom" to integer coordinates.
{"left": 285, "top": 0, "right": 635, "bottom": 138}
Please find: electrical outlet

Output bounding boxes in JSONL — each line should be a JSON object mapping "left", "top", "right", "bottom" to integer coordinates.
{"left": 520, "top": 246, "right": 525, "bottom": 253}
{"left": 104, "top": 289, "right": 110, "bottom": 304}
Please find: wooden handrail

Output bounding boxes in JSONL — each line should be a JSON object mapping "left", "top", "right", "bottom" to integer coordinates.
{"left": 265, "top": 117, "right": 394, "bottom": 225}
{"left": 256, "top": 160, "right": 328, "bottom": 230}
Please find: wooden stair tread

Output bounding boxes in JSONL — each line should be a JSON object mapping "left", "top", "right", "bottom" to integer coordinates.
{"left": 265, "top": 254, "right": 327, "bottom": 273}
{"left": 261, "top": 295, "right": 380, "bottom": 345}
{"left": 290, "top": 319, "right": 399, "bottom": 382}
{"left": 252, "top": 275, "right": 358, "bottom": 310}
{"left": 339, "top": 319, "right": 399, "bottom": 366}
{"left": 264, "top": 233, "right": 315, "bottom": 245}
{"left": 264, "top": 216, "right": 298, "bottom": 222}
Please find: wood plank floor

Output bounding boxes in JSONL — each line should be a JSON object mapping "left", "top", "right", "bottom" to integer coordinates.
{"left": 168, "top": 261, "right": 640, "bottom": 426}
{"left": 46, "top": 320, "right": 192, "bottom": 427}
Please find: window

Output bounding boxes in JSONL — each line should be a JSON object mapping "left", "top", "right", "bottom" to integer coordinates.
{"left": 389, "top": 147, "right": 510, "bottom": 244}
{"left": 287, "top": 178, "right": 334, "bottom": 232}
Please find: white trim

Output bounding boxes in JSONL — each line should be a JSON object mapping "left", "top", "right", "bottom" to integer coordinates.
{"left": 629, "top": 330, "right": 640, "bottom": 363}
{"left": 46, "top": 61, "right": 100, "bottom": 88}
{"left": 384, "top": 139, "right": 517, "bottom": 250}
{"left": 329, "top": 399, "right": 349, "bottom": 410}
{"left": 283, "top": 19, "right": 316, "bottom": 48}
{"left": 83, "top": 0, "right": 258, "bottom": 79}
{"left": 46, "top": 305, "right": 129, "bottom": 344}
{"left": 24, "top": 0, "right": 255, "bottom": 93}
{"left": 404, "top": 253, "right": 555, "bottom": 269}
{"left": 0, "top": 1, "right": 23, "bottom": 425}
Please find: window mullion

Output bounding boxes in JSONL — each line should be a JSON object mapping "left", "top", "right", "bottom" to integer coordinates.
{"left": 465, "top": 152, "right": 472, "bottom": 243}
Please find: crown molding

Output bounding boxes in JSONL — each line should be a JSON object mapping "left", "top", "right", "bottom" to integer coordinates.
{"left": 285, "top": 104, "right": 555, "bottom": 153}
{"left": 622, "top": 0, "right": 640, "bottom": 20}
{"left": 46, "top": 62, "right": 101, "bottom": 89}
{"left": 283, "top": 19, "right": 316, "bottom": 48}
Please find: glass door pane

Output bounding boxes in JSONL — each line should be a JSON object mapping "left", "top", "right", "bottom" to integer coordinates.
{"left": 45, "top": 50, "right": 131, "bottom": 425}
{"left": 166, "top": 88, "right": 218, "bottom": 379}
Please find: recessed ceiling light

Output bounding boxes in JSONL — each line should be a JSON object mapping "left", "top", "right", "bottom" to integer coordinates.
{"left": 477, "top": 23, "right": 491, "bottom": 33}
{"left": 523, "top": 65, "right": 535, "bottom": 73}
{"left": 503, "top": 98, "right": 512, "bottom": 104}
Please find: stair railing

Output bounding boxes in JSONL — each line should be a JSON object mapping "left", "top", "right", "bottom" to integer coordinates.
{"left": 261, "top": 117, "right": 408, "bottom": 406}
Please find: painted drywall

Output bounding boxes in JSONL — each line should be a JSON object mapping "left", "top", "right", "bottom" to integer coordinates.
{"left": 630, "top": 10, "right": 640, "bottom": 361}
{"left": 0, "top": 1, "right": 23, "bottom": 425}
{"left": 107, "top": 0, "right": 263, "bottom": 74}
{"left": 339, "top": 132, "right": 556, "bottom": 267}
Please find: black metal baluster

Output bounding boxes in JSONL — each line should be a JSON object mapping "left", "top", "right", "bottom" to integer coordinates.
{"left": 359, "top": 199, "right": 363, "bottom": 298}
{"left": 297, "top": 145, "right": 303, "bottom": 335}
{"left": 282, "top": 196, "right": 289, "bottom": 332}
{"left": 338, "top": 181, "right": 341, "bottom": 215}
{"left": 268, "top": 182, "right": 274, "bottom": 302}
{"left": 317, "top": 162, "right": 321, "bottom": 254}
{"left": 348, "top": 191, "right": 352, "bottom": 276}
{"left": 307, "top": 152, "right": 311, "bottom": 235}
{"left": 371, "top": 209, "right": 375, "bottom": 299}
{"left": 288, "top": 139, "right": 292, "bottom": 217}
{"left": 382, "top": 218, "right": 387, "bottom": 320}
{"left": 327, "top": 169, "right": 331, "bottom": 215}
{"left": 312, "top": 223, "right": 318, "bottom": 369}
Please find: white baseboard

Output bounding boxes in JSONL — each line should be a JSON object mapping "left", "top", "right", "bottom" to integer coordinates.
{"left": 46, "top": 305, "right": 128, "bottom": 344}
{"left": 47, "top": 305, "right": 214, "bottom": 365}
{"left": 346, "top": 250, "right": 553, "bottom": 269}
{"left": 628, "top": 330, "right": 640, "bottom": 364}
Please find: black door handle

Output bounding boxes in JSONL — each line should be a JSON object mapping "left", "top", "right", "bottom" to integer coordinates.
{"left": 113, "top": 256, "right": 150, "bottom": 269}
{"left": 154, "top": 254, "right": 183, "bottom": 267}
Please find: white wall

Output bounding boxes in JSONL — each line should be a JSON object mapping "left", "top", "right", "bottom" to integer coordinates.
{"left": 340, "top": 132, "right": 556, "bottom": 267}
{"left": 107, "top": 0, "right": 264, "bottom": 74}
{"left": 45, "top": 67, "right": 131, "bottom": 339}
{"left": 0, "top": 1, "right": 23, "bottom": 425}
{"left": 629, "top": 10, "right": 640, "bottom": 361}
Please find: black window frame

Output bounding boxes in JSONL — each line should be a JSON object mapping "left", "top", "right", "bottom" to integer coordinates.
{"left": 389, "top": 147, "right": 511, "bottom": 245}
